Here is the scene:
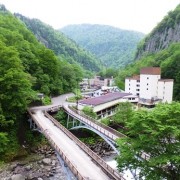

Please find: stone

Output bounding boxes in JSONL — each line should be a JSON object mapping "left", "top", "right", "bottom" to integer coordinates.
{"left": 25, "top": 165, "right": 31, "bottom": 171}
{"left": 9, "top": 164, "right": 18, "bottom": 171}
{"left": 42, "top": 158, "right": 51, "bottom": 165}
{"left": 37, "top": 178, "right": 43, "bottom": 180}
{"left": 51, "top": 160, "right": 56, "bottom": 166}
{"left": 11, "top": 174, "right": 25, "bottom": 180}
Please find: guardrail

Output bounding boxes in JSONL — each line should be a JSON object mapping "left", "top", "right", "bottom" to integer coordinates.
{"left": 63, "top": 105, "right": 126, "bottom": 140}
{"left": 28, "top": 109, "right": 85, "bottom": 180}
{"left": 62, "top": 105, "right": 150, "bottom": 161}
{"left": 44, "top": 111, "right": 125, "bottom": 180}
{"left": 46, "top": 105, "right": 62, "bottom": 112}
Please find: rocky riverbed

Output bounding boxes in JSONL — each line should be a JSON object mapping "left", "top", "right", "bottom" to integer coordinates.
{"left": 0, "top": 141, "right": 117, "bottom": 180}
{"left": 0, "top": 145, "right": 66, "bottom": 180}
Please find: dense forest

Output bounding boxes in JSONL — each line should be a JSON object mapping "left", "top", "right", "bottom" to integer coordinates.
{"left": 116, "top": 4, "right": 180, "bottom": 101}
{"left": 0, "top": 5, "right": 84, "bottom": 161}
{"left": 15, "top": 14, "right": 101, "bottom": 72}
{"left": 61, "top": 24, "right": 144, "bottom": 68}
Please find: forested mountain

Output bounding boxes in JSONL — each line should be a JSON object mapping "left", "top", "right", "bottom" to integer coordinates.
{"left": 116, "top": 4, "right": 180, "bottom": 100}
{"left": 0, "top": 5, "right": 83, "bottom": 160}
{"left": 61, "top": 24, "right": 144, "bottom": 68}
{"left": 15, "top": 14, "right": 101, "bottom": 72}
{"left": 135, "top": 4, "right": 180, "bottom": 59}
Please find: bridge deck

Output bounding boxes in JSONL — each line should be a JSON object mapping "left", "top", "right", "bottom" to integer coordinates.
{"left": 32, "top": 110, "right": 113, "bottom": 180}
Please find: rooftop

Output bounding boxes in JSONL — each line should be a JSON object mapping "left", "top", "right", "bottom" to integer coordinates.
{"left": 158, "top": 79, "right": 174, "bottom": 82}
{"left": 126, "top": 75, "right": 140, "bottom": 80}
{"left": 79, "top": 92, "right": 132, "bottom": 106}
{"left": 140, "top": 67, "right": 161, "bottom": 75}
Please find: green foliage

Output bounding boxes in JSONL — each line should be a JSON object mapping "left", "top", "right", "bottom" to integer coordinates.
{"left": 0, "top": 132, "right": 9, "bottom": 154}
{"left": 116, "top": 43, "right": 180, "bottom": 100}
{"left": 112, "top": 102, "right": 133, "bottom": 125}
{"left": 79, "top": 137, "right": 96, "bottom": 145}
{"left": 42, "top": 96, "right": 51, "bottom": 105}
{"left": 15, "top": 14, "right": 101, "bottom": 72}
{"left": 116, "top": 102, "right": 180, "bottom": 180}
{"left": 54, "top": 111, "right": 67, "bottom": 127}
{"left": 73, "top": 88, "right": 82, "bottom": 101}
{"left": 82, "top": 106, "right": 97, "bottom": 119}
{"left": 61, "top": 24, "right": 144, "bottom": 68}
{"left": 101, "top": 118, "right": 110, "bottom": 126}
{"left": 0, "top": 6, "right": 84, "bottom": 162}
{"left": 98, "top": 68, "right": 118, "bottom": 78}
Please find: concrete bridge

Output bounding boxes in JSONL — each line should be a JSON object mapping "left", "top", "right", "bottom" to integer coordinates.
{"left": 28, "top": 104, "right": 125, "bottom": 180}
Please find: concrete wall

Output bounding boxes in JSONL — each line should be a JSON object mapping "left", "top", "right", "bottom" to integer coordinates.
{"left": 158, "top": 81, "right": 173, "bottom": 103}
{"left": 125, "top": 79, "right": 140, "bottom": 96}
{"left": 140, "top": 74, "right": 161, "bottom": 99}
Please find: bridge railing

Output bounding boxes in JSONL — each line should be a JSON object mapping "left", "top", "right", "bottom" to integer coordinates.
{"left": 28, "top": 110, "right": 86, "bottom": 180}
{"left": 64, "top": 105, "right": 126, "bottom": 139}
{"left": 44, "top": 111, "right": 125, "bottom": 180}
{"left": 63, "top": 106, "right": 150, "bottom": 160}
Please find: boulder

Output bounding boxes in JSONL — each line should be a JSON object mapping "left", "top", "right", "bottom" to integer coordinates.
{"left": 11, "top": 174, "right": 25, "bottom": 180}
{"left": 42, "top": 158, "right": 51, "bottom": 165}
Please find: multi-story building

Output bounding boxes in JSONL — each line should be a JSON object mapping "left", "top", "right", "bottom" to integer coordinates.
{"left": 125, "top": 75, "right": 140, "bottom": 96}
{"left": 125, "top": 67, "right": 174, "bottom": 107}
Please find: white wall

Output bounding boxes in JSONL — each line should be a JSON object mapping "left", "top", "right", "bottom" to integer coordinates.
{"left": 158, "top": 81, "right": 173, "bottom": 103}
{"left": 140, "top": 74, "right": 160, "bottom": 99}
{"left": 125, "top": 78, "right": 140, "bottom": 96}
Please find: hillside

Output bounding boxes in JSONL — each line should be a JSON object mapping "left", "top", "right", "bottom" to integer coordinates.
{"left": 135, "top": 4, "right": 180, "bottom": 59}
{"left": 0, "top": 4, "right": 84, "bottom": 161}
{"left": 115, "top": 4, "right": 180, "bottom": 101}
{"left": 61, "top": 24, "right": 144, "bottom": 68}
{"left": 15, "top": 14, "right": 101, "bottom": 72}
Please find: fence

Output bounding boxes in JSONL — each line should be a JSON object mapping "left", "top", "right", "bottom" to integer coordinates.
{"left": 44, "top": 111, "right": 125, "bottom": 180}
{"left": 28, "top": 109, "right": 86, "bottom": 180}
{"left": 63, "top": 105, "right": 126, "bottom": 139}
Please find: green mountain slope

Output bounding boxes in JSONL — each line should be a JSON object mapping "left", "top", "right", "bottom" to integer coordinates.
{"left": 116, "top": 4, "right": 180, "bottom": 101}
{"left": 0, "top": 4, "right": 84, "bottom": 160}
{"left": 61, "top": 24, "right": 144, "bottom": 68}
{"left": 15, "top": 14, "right": 101, "bottom": 72}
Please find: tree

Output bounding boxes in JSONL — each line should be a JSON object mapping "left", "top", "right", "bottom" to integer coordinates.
{"left": 82, "top": 106, "right": 97, "bottom": 119}
{"left": 112, "top": 102, "right": 133, "bottom": 125}
{"left": 116, "top": 102, "right": 180, "bottom": 180}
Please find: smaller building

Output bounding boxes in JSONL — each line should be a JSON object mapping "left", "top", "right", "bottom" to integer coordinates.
{"left": 78, "top": 92, "right": 138, "bottom": 119}
{"left": 158, "top": 79, "right": 174, "bottom": 103}
{"left": 125, "top": 75, "right": 140, "bottom": 96}
{"left": 89, "top": 76, "right": 114, "bottom": 89}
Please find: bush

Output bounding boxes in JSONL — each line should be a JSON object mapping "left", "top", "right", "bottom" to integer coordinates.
{"left": 82, "top": 106, "right": 97, "bottom": 119}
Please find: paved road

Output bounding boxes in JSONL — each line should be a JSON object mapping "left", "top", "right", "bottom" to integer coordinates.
{"left": 30, "top": 94, "right": 113, "bottom": 179}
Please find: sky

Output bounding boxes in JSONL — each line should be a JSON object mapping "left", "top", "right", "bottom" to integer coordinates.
{"left": 0, "top": 0, "right": 180, "bottom": 34}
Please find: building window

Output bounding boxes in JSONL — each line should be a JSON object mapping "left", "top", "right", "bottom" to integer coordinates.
{"left": 147, "top": 83, "right": 149, "bottom": 85}
{"left": 136, "top": 89, "right": 140, "bottom": 91}
{"left": 129, "top": 88, "right": 130, "bottom": 90}
{"left": 129, "top": 84, "right": 130, "bottom": 86}
{"left": 137, "top": 80, "right": 140, "bottom": 82}
{"left": 136, "top": 93, "right": 139, "bottom": 96}
{"left": 132, "top": 98, "right": 135, "bottom": 100}
{"left": 136, "top": 84, "right": 140, "bottom": 87}
{"left": 147, "top": 77, "right": 149, "bottom": 79}
{"left": 147, "top": 88, "right": 148, "bottom": 90}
